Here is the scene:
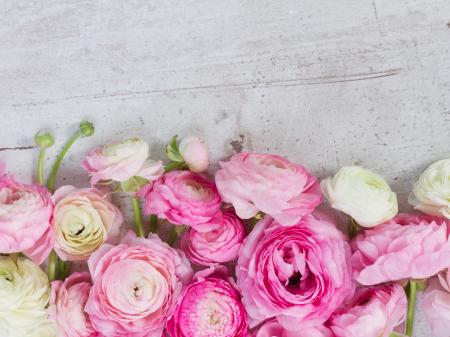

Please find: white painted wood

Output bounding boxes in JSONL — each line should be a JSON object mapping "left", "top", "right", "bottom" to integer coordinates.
{"left": 1, "top": 1, "right": 449, "bottom": 335}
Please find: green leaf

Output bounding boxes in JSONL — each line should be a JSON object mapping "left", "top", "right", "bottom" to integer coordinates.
{"left": 164, "top": 161, "right": 187, "bottom": 172}
{"left": 166, "top": 135, "right": 184, "bottom": 162}
{"left": 120, "top": 176, "right": 149, "bottom": 193}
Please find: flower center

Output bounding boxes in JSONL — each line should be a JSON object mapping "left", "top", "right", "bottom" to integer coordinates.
{"left": 288, "top": 271, "right": 302, "bottom": 288}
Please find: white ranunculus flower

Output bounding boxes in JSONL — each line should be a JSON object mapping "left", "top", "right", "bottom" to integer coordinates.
{"left": 0, "top": 255, "right": 50, "bottom": 336}
{"left": 321, "top": 166, "right": 398, "bottom": 227}
{"left": 409, "top": 159, "right": 450, "bottom": 219}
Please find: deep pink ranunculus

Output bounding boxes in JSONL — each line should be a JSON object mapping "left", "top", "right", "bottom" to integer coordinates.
{"left": 329, "top": 283, "right": 407, "bottom": 337}
{"left": 49, "top": 272, "right": 102, "bottom": 337}
{"left": 352, "top": 213, "right": 450, "bottom": 285}
{"left": 166, "top": 265, "right": 247, "bottom": 337}
{"left": 0, "top": 167, "right": 54, "bottom": 264}
{"left": 422, "top": 269, "right": 450, "bottom": 337}
{"left": 140, "top": 170, "right": 222, "bottom": 230}
{"left": 252, "top": 320, "right": 333, "bottom": 337}
{"left": 215, "top": 153, "right": 322, "bottom": 226}
{"left": 85, "top": 231, "right": 192, "bottom": 337}
{"left": 180, "top": 210, "right": 246, "bottom": 266}
{"left": 236, "top": 214, "right": 354, "bottom": 329}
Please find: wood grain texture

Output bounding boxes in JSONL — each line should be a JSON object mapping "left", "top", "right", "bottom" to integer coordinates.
{"left": 0, "top": 1, "right": 449, "bottom": 335}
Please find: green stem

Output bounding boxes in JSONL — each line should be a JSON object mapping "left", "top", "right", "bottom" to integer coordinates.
{"left": 47, "top": 130, "right": 82, "bottom": 191}
{"left": 405, "top": 280, "right": 418, "bottom": 336}
{"left": 149, "top": 214, "right": 158, "bottom": 233}
{"left": 62, "top": 261, "right": 72, "bottom": 279}
{"left": 131, "top": 197, "right": 145, "bottom": 237}
{"left": 47, "top": 251, "right": 58, "bottom": 281}
{"left": 167, "top": 225, "right": 178, "bottom": 245}
{"left": 37, "top": 148, "right": 45, "bottom": 185}
{"left": 349, "top": 218, "right": 359, "bottom": 239}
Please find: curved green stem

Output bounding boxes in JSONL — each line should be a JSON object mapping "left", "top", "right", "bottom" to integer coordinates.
{"left": 149, "top": 214, "right": 158, "bottom": 233}
{"left": 47, "top": 251, "right": 58, "bottom": 281}
{"left": 405, "top": 280, "right": 417, "bottom": 336}
{"left": 37, "top": 148, "right": 45, "bottom": 185}
{"left": 131, "top": 197, "right": 145, "bottom": 237}
{"left": 47, "top": 130, "right": 82, "bottom": 192}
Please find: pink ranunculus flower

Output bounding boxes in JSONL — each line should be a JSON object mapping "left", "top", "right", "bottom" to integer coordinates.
{"left": 237, "top": 214, "right": 354, "bottom": 329}
{"left": 49, "top": 272, "right": 102, "bottom": 337}
{"left": 179, "top": 136, "right": 209, "bottom": 173}
{"left": 166, "top": 265, "right": 247, "bottom": 337}
{"left": 85, "top": 231, "right": 192, "bottom": 337}
{"left": 422, "top": 269, "right": 450, "bottom": 337}
{"left": 329, "top": 283, "right": 407, "bottom": 337}
{"left": 0, "top": 166, "right": 53, "bottom": 264}
{"left": 352, "top": 213, "right": 450, "bottom": 285}
{"left": 252, "top": 320, "right": 333, "bottom": 337}
{"left": 52, "top": 186, "right": 122, "bottom": 261}
{"left": 140, "top": 170, "right": 222, "bottom": 230}
{"left": 215, "top": 153, "right": 322, "bottom": 226}
{"left": 180, "top": 210, "right": 246, "bottom": 266}
{"left": 82, "top": 137, "right": 164, "bottom": 185}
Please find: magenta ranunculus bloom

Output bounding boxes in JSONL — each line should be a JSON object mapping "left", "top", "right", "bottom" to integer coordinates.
{"left": 140, "top": 170, "right": 222, "bottom": 230}
{"left": 215, "top": 153, "right": 322, "bottom": 226}
{"left": 252, "top": 320, "right": 333, "bottom": 337}
{"left": 49, "top": 272, "right": 102, "bottom": 337}
{"left": 180, "top": 210, "right": 246, "bottom": 266}
{"left": 422, "top": 269, "right": 450, "bottom": 337}
{"left": 329, "top": 283, "right": 407, "bottom": 337}
{"left": 236, "top": 214, "right": 354, "bottom": 329}
{"left": 166, "top": 265, "right": 247, "bottom": 337}
{"left": 0, "top": 166, "right": 54, "bottom": 264}
{"left": 352, "top": 213, "right": 450, "bottom": 285}
{"left": 85, "top": 231, "right": 192, "bottom": 337}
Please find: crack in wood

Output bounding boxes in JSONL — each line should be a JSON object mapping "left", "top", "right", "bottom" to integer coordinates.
{"left": 0, "top": 145, "right": 36, "bottom": 151}
{"left": 7, "top": 69, "right": 402, "bottom": 108}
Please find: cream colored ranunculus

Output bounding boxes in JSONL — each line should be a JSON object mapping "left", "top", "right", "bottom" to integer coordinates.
{"left": 409, "top": 159, "right": 450, "bottom": 219}
{"left": 321, "top": 166, "right": 398, "bottom": 227}
{"left": 52, "top": 186, "right": 123, "bottom": 261}
{"left": 0, "top": 255, "right": 50, "bottom": 336}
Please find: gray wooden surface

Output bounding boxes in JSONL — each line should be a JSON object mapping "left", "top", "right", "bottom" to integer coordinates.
{"left": 1, "top": 1, "right": 449, "bottom": 336}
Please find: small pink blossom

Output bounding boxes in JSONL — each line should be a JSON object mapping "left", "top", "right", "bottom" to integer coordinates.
{"left": 0, "top": 166, "right": 53, "bottom": 264}
{"left": 215, "top": 153, "right": 322, "bottom": 226}
{"left": 85, "top": 231, "right": 192, "bottom": 337}
{"left": 49, "top": 272, "right": 102, "bottom": 337}
{"left": 237, "top": 214, "right": 354, "bottom": 329}
{"left": 352, "top": 213, "right": 450, "bottom": 285}
{"left": 179, "top": 136, "right": 209, "bottom": 173}
{"left": 140, "top": 170, "right": 222, "bottom": 230}
{"left": 180, "top": 210, "right": 246, "bottom": 266}
{"left": 329, "top": 283, "right": 407, "bottom": 337}
{"left": 166, "top": 265, "right": 247, "bottom": 337}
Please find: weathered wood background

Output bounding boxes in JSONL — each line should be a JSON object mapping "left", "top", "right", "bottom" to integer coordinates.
{"left": 1, "top": 1, "right": 449, "bottom": 335}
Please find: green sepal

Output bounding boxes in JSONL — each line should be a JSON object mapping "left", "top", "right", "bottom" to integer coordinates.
{"left": 120, "top": 176, "right": 149, "bottom": 193}
{"left": 166, "top": 135, "right": 184, "bottom": 162}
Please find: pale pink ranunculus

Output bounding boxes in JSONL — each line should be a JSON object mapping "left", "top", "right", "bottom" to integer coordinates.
{"left": 85, "top": 231, "right": 192, "bottom": 337}
{"left": 352, "top": 213, "right": 450, "bottom": 285}
{"left": 166, "top": 265, "right": 247, "bottom": 337}
{"left": 180, "top": 210, "right": 246, "bottom": 266}
{"left": 0, "top": 167, "right": 54, "bottom": 264}
{"left": 329, "top": 283, "right": 407, "bottom": 337}
{"left": 422, "top": 270, "right": 450, "bottom": 337}
{"left": 82, "top": 137, "right": 164, "bottom": 185}
{"left": 52, "top": 186, "right": 122, "bottom": 261}
{"left": 237, "top": 214, "right": 354, "bottom": 329}
{"left": 140, "top": 170, "right": 222, "bottom": 230}
{"left": 49, "top": 272, "right": 102, "bottom": 337}
{"left": 215, "top": 153, "right": 322, "bottom": 226}
{"left": 179, "top": 136, "right": 209, "bottom": 173}
{"left": 252, "top": 320, "right": 333, "bottom": 337}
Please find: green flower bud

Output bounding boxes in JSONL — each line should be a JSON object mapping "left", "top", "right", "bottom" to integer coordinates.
{"left": 34, "top": 130, "right": 55, "bottom": 149}
{"left": 79, "top": 121, "right": 95, "bottom": 137}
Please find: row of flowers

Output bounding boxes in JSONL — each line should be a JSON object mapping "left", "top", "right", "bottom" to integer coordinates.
{"left": 0, "top": 121, "right": 449, "bottom": 337}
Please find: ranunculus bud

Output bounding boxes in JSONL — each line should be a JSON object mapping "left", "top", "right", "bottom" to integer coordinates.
{"left": 35, "top": 130, "right": 55, "bottom": 149}
{"left": 52, "top": 186, "right": 123, "bottom": 261}
{"left": 178, "top": 136, "right": 209, "bottom": 173}
{"left": 79, "top": 121, "right": 95, "bottom": 137}
{"left": 0, "top": 256, "right": 51, "bottom": 336}
{"left": 321, "top": 166, "right": 398, "bottom": 227}
{"left": 409, "top": 158, "right": 450, "bottom": 219}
